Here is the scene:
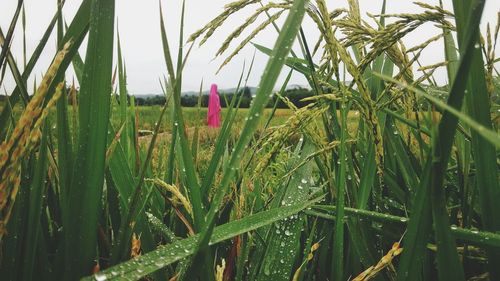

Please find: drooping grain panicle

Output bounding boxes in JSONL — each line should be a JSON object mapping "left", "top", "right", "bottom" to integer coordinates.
{"left": 352, "top": 242, "right": 403, "bottom": 281}
{"left": 0, "top": 39, "right": 70, "bottom": 237}
{"left": 215, "top": 2, "right": 291, "bottom": 57}
{"left": 252, "top": 103, "right": 327, "bottom": 179}
{"left": 0, "top": 81, "right": 65, "bottom": 238}
{"left": 148, "top": 178, "right": 193, "bottom": 216}
{"left": 187, "top": 0, "right": 261, "bottom": 45}
{"left": 217, "top": 10, "right": 286, "bottom": 73}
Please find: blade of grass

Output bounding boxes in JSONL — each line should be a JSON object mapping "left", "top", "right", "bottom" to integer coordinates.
{"left": 0, "top": 0, "right": 23, "bottom": 72}
{"left": 117, "top": 29, "right": 130, "bottom": 160}
{"left": 0, "top": 167, "right": 30, "bottom": 280}
{"left": 159, "top": 0, "right": 205, "bottom": 231}
{"left": 159, "top": 2, "right": 175, "bottom": 83}
{"left": 367, "top": 0, "right": 387, "bottom": 98}
{"left": 0, "top": 29, "right": 30, "bottom": 105}
{"left": 54, "top": 0, "right": 74, "bottom": 203}
{"left": 442, "top": 14, "right": 474, "bottom": 248}
{"left": 453, "top": 1, "right": 500, "bottom": 278}
{"left": 309, "top": 206, "right": 500, "bottom": 247}
{"left": 331, "top": 98, "right": 349, "bottom": 281}
{"left": 356, "top": 140, "right": 376, "bottom": 209}
{"left": 163, "top": 80, "right": 177, "bottom": 184}
{"left": 111, "top": 99, "right": 168, "bottom": 263}
{"left": 257, "top": 141, "right": 314, "bottom": 280}
{"left": 63, "top": 0, "right": 115, "bottom": 278}
{"left": 106, "top": 123, "right": 161, "bottom": 269}
{"left": 21, "top": 122, "right": 49, "bottom": 281}
{"left": 21, "top": 4, "right": 26, "bottom": 68}
{"left": 84, "top": 198, "right": 321, "bottom": 281}
{"left": 190, "top": 80, "right": 203, "bottom": 165}
{"left": 56, "top": 87, "right": 73, "bottom": 200}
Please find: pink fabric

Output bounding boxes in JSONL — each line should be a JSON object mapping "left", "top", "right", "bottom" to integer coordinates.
{"left": 207, "top": 83, "right": 221, "bottom": 127}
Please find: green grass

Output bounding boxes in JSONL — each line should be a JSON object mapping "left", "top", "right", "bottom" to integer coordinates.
{"left": 0, "top": 0, "right": 499, "bottom": 280}
{"left": 130, "top": 106, "right": 294, "bottom": 132}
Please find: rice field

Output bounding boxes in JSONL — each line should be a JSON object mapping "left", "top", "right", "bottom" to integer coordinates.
{"left": 0, "top": 0, "right": 499, "bottom": 281}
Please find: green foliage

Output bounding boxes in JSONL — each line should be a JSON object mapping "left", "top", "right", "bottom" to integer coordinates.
{"left": 0, "top": 0, "right": 499, "bottom": 281}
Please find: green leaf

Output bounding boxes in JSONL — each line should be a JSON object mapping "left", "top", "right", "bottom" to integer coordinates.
{"left": 160, "top": 0, "right": 205, "bottom": 231}
{"left": 332, "top": 98, "right": 349, "bottom": 281}
{"left": 0, "top": 29, "right": 30, "bottom": 105}
{"left": 117, "top": 29, "right": 130, "bottom": 160}
{"left": 111, "top": 103, "right": 168, "bottom": 263}
{"left": 22, "top": 123, "right": 49, "bottom": 281}
{"left": 63, "top": 0, "right": 115, "bottom": 278}
{"left": 0, "top": 0, "right": 22, "bottom": 75}
{"left": 453, "top": 1, "right": 500, "bottom": 278}
{"left": 256, "top": 141, "right": 315, "bottom": 280}
{"left": 84, "top": 198, "right": 320, "bottom": 281}
{"left": 309, "top": 205, "right": 500, "bottom": 248}
{"left": 56, "top": 86, "right": 74, "bottom": 200}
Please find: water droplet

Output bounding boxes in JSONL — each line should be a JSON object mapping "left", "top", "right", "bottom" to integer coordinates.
{"left": 94, "top": 273, "right": 107, "bottom": 281}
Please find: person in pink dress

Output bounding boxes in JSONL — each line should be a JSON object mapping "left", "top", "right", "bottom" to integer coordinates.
{"left": 207, "top": 83, "right": 221, "bottom": 127}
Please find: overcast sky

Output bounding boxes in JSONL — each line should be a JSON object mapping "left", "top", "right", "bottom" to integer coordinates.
{"left": 1, "top": 0, "right": 499, "bottom": 95}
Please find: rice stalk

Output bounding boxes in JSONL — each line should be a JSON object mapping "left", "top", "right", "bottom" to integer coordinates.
{"left": 217, "top": 10, "right": 286, "bottom": 72}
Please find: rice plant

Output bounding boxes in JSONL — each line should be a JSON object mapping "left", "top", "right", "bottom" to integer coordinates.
{"left": 0, "top": 0, "right": 499, "bottom": 280}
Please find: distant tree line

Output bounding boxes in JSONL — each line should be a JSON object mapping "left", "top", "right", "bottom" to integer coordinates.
{"left": 132, "top": 86, "right": 317, "bottom": 108}
{"left": 7, "top": 80, "right": 497, "bottom": 109}
{"left": 0, "top": 86, "right": 314, "bottom": 109}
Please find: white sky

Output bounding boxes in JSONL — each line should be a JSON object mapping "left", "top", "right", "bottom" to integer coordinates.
{"left": 1, "top": 0, "right": 499, "bottom": 95}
